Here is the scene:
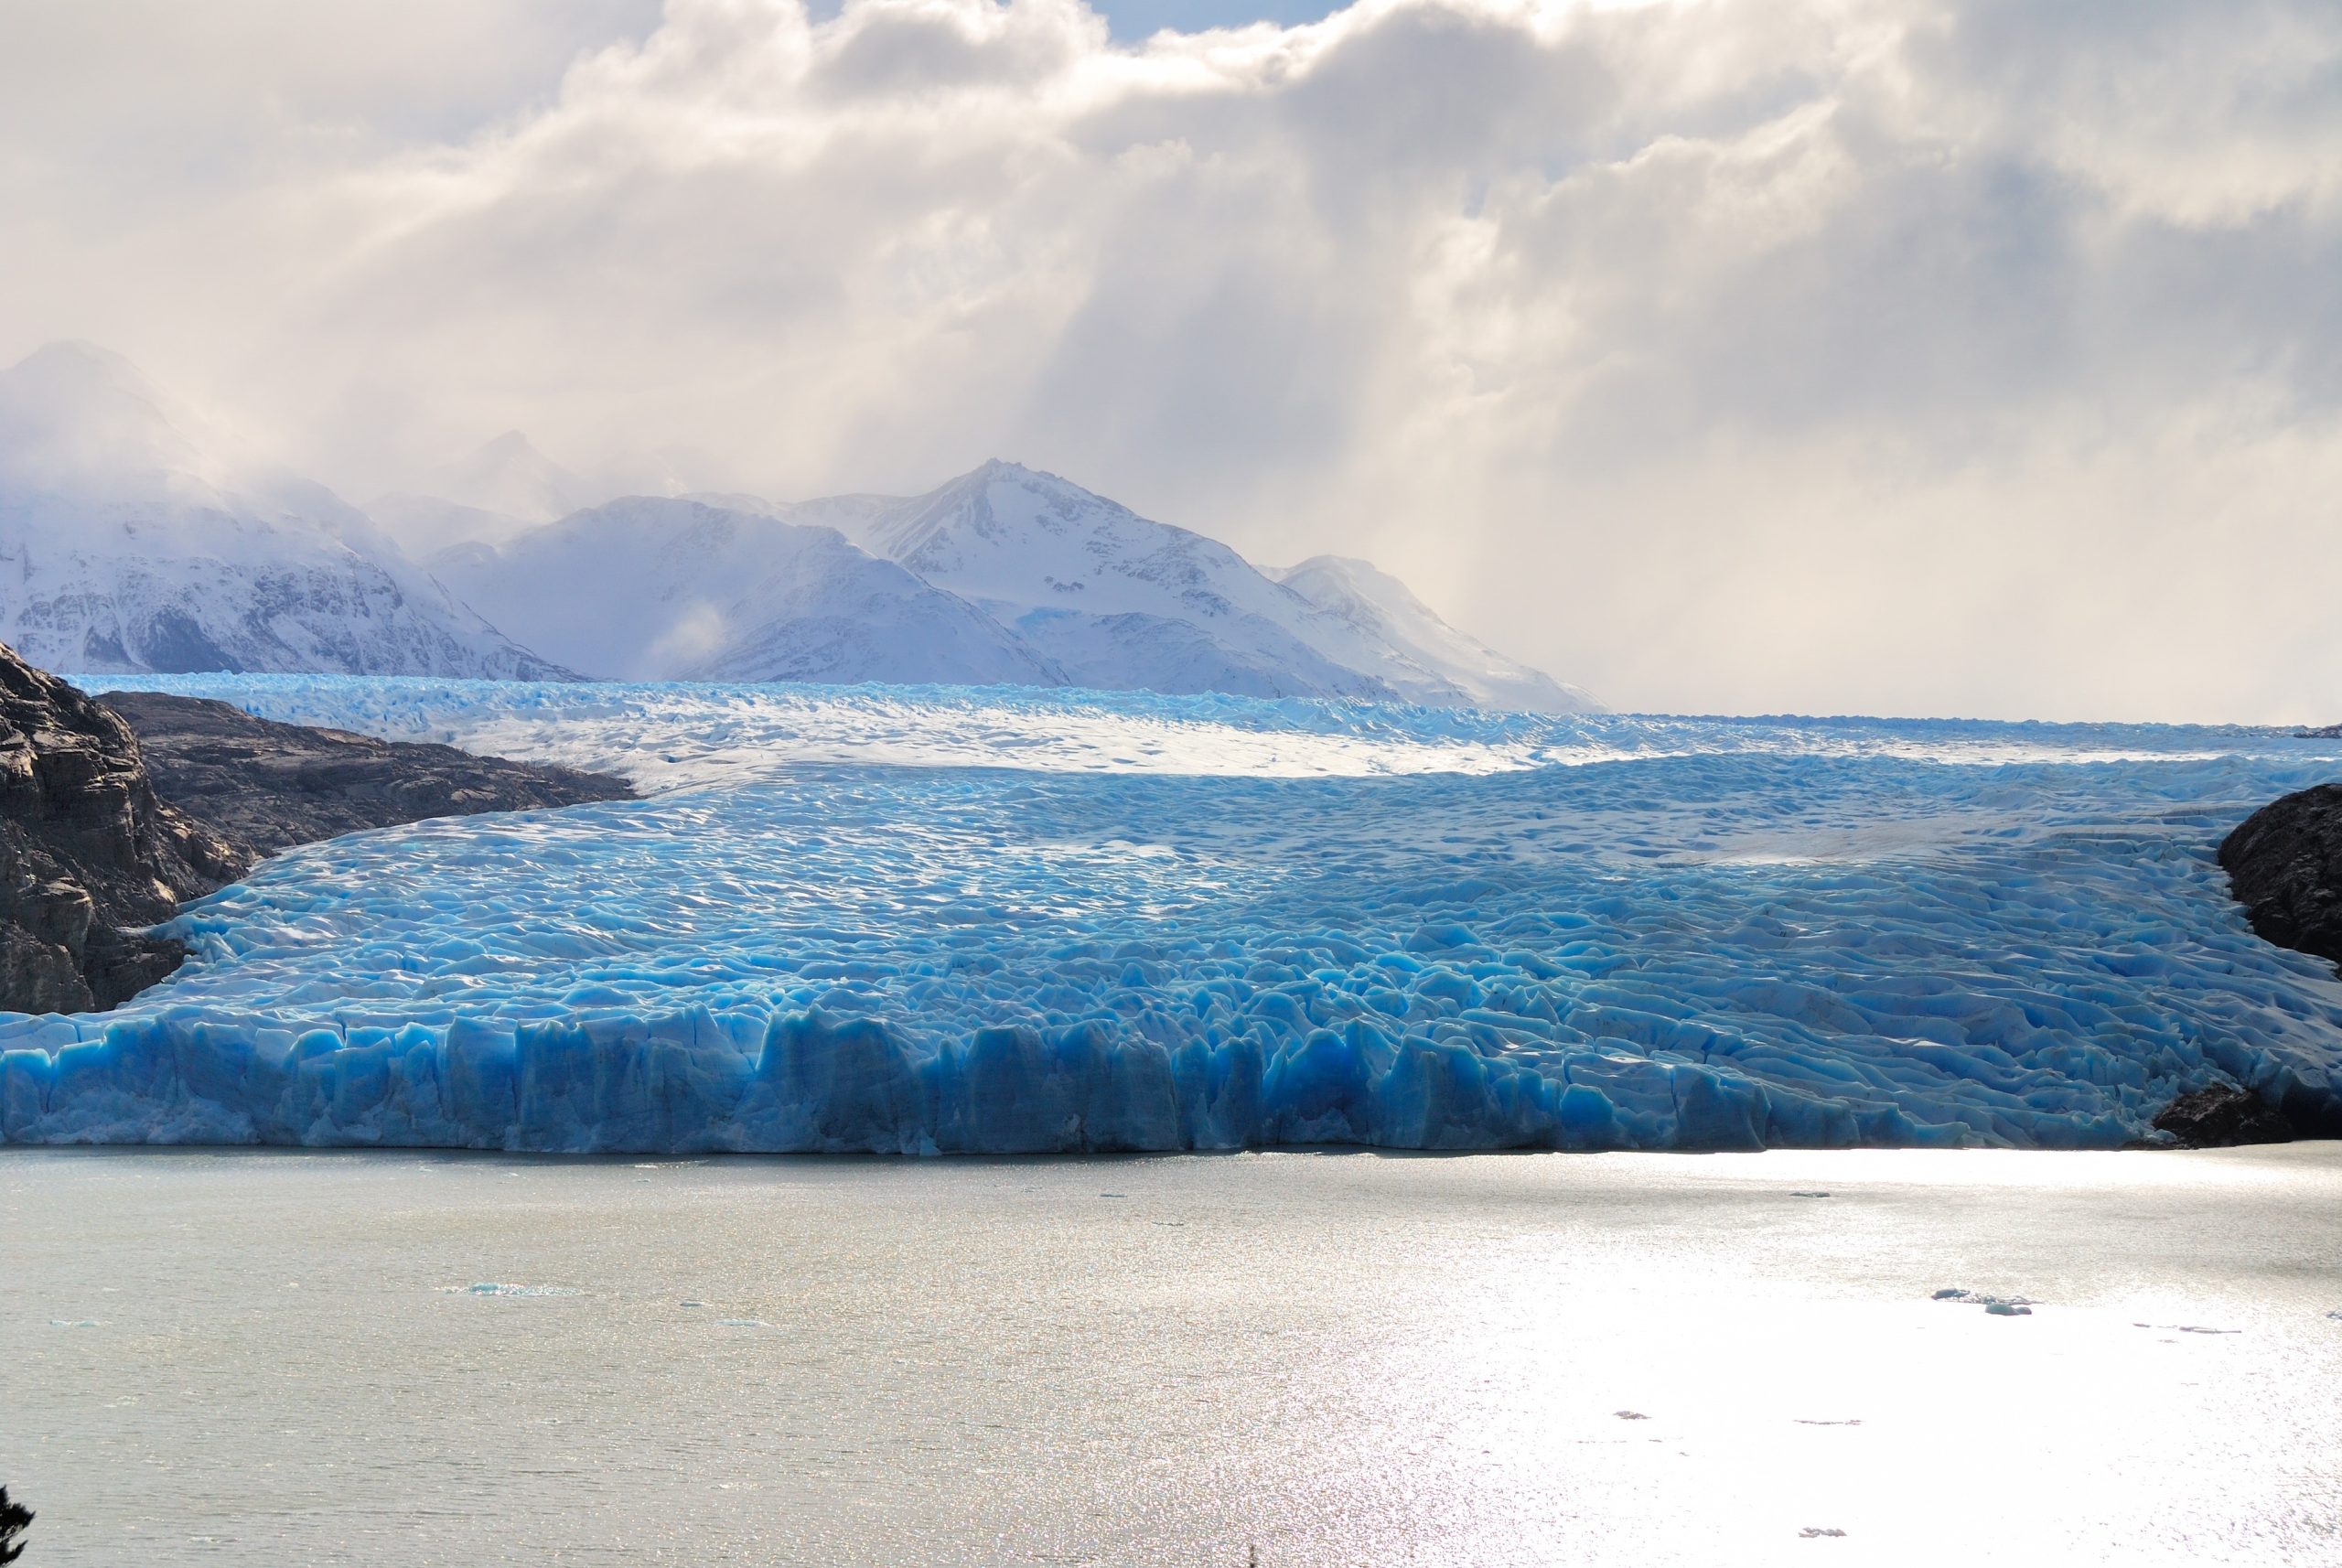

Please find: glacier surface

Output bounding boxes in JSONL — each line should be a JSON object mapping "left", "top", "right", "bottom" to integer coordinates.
{"left": 5, "top": 675, "right": 2341, "bottom": 1154}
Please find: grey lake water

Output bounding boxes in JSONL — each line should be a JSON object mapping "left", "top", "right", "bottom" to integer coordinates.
{"left": 5, "top": 1145, "right": 2340, "bottom": 1566}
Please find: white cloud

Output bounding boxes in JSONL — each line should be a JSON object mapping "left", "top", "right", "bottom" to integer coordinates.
{"left": 2, "top": 0, "right": 2337, "bottom": 720}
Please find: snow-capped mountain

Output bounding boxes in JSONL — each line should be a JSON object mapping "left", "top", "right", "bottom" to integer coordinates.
{"left": 0, "top": 342, "right": 569, "bottom": 679}
{"left": 366, "top": 432, "right": 605, "bottom": 558}
{"left": 831, "top": 461, "right": 1397, "bottom": 702}
{"left": 434, "top": 497, "right": 1059, "bottom": 685}
{"left": 833, "top": 462, "right": 1597, "bottom": 709}
{"left": 427, "top": 431, "right": 600, "bottom": 524}
{"left": 1271, "top": 555, "right": 1600, "bottom": 713}
{"left": 0, "top": 341, "right": 1590, "bottom": 705}
{"left": 435, "top": 459, "right": 1595, "bottom": 707}
{"left": 364, "top": 492, "right": 535, "bottom": 561}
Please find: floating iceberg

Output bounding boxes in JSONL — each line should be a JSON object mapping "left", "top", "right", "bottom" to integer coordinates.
{"left": 5, "top": 677, "right": 2341, "bottom": 1155}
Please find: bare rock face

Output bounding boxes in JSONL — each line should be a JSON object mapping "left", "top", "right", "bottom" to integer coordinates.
{"left": 2214, "top": 785, "right": 2342, "bottom": 1138}
{"left": 2219, "top": 783, "right": 2342, "bottom": 972}
{"left": 99, "top": 691, "right": 633, "bottom": 858}
{"left": 2151, "top": 1084, "right": 2295, "bottom": 1148}
{"left": 2, "top": 642, "right": 636, "bottom": 1016}
{"left": 0, "top": 644, "right": 247, "bottom": 1012}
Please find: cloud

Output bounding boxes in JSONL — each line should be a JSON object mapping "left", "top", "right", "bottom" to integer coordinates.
{"left": 2, "top": 0, "right": 2337, "bottom": 719}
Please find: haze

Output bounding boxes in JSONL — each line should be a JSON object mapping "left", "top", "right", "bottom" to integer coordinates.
{"left": 4, "top": 0, "right": 2337, "bottom": 720}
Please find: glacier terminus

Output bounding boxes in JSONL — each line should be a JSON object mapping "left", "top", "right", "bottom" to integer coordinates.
{"left": 3, "top": 676, "right": 2337, "bottom": 1155}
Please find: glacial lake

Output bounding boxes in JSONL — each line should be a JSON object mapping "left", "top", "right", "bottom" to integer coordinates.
{"left": 5, "top": 1144, "right": 2339, "bottom": 1565}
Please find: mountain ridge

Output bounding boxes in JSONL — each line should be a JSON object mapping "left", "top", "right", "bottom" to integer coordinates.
{"left": 433, "top": 494, "right": 1064, "bottom": 689}
{"left": 3, "top": 343, "right": 1595, "bottom": 710}
{"left": 438, "top": 460, "right": 1597, "bottom": 709}
{"left": 0, "top": 343, "right": 575, "bottom": 681}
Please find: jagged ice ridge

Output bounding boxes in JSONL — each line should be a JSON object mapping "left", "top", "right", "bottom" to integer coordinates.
{"left": 4, "top": 677, "right": 2340, "bottom": 1154}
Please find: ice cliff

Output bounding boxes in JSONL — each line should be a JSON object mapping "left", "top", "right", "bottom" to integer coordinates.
{"left": 5, "top": 677, "right": 2340, "bottom": 1154}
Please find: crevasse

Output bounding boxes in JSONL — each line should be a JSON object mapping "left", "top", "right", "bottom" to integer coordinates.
{"left": 5, "top": 677, "right": 2341, "bottom": 1153}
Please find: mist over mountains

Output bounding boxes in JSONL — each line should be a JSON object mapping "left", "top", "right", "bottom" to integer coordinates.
{"left": 0, "top": 343, "right": 568, "bottom": 682}
{"left": 0, "top": 343, "right": 1595, "bottom": 712}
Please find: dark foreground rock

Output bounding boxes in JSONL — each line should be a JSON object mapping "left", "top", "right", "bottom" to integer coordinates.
{"left": 2215, "top": 786, "right": 2342, "bottom": 1137}
{"left": 101, "top": 691, "right": 633, "bottom": 857}
{"left": 3, "top": 642, "right": 636, "bottom": 1015}
{"left": 1, "top": 647, "right": 246, "bottom": 1012}
{"left": 2219, "top": 783, "right": 2342, "bottom": 972}
{"left": 2151, "top": 1084, "right": 2295, "bottom": 1148}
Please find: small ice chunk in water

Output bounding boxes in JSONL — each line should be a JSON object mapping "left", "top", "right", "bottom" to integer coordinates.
{"left": 453, "top": 1283, "right": 582, "bottom": 1298}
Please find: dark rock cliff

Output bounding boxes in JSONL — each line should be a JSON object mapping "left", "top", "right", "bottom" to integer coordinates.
{"left": 2, "top": 644, "right": 635, "bottom": 1016}
{"left": 2151, "top": 1084, "right": 2294, "bottom": 1148}
{"left": 2212, "top": 785, "right": 2342, "bottom": 1140}
{"left": 99, "top": 691, "right": 633, "bottom": 858}
{"left": 2220, "top": 783, "right": 2342, "bottom": 972}
{"left": 0, "top": 646, "right": 247, "bottom": 1012}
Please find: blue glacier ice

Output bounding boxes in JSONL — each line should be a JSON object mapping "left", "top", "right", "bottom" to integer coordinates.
{"left": 4, "top": 675, "right": 2340, "bottom": 1154}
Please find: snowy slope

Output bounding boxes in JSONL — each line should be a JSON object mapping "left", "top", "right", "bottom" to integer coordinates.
{"left": 1272, "top": 555, "right": 1603, "bottom": 714}
{"left": 365, "top": 492, "right": 538, "bottom": 560}
{"left": 366, "top": 433, "right": 606, "bottom": 559}
{"left": 0, "top": 349, "right": 1593, "bottom": 704}
{"left": 0, "top": 343, "right": 570, "bottom": 679}
{"left": 839, "top": 461, "right": 1402, "bottom": 701}
{"left": 435, "top": 464, "right": 1597, "bottom": 707}
{"left": 427, "top": 431, "right": 599, "bottom": 523}
{"left": 435, "top": 496, "right": 1060, "bottom": 685}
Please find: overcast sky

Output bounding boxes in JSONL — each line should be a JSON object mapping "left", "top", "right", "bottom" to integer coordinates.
{"left": 3, "top": 0, "right": 2337, "bottom": 721}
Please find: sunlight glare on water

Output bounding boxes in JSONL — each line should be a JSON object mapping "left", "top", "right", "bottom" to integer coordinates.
{"left": 5, "top": 1144, "right": 2339, "bottom": 1566}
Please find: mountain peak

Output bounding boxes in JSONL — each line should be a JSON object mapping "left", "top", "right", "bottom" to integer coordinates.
{"left": 0, "top": 339, "right": 230, "bottom": 502}
{"left": 11, "top": 338, "right": 163, "bottom": 392}
{"left": 1275, "top": 553, "right": 1601, "bottom": 714}
{"left": 5, "top": 339, "right": 182, "bottom": 429}
{"left": 0, "top": 344, "right": 568, "bottom": 679}
{"left": 964, "top": 458, "right": 1074, "bottom": 491}
{"left": 430, "top": 430, "right": 596, "bottom": 523}
{"left": 475, "top": 429, "right": 547, "bottom": 464}
{"left": 949, "top": 456, "right": 1037, "bottom": 489}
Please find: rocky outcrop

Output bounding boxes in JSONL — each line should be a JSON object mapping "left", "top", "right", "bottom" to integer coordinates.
{"left": 2214, "top": 786, "right": 2342, "bottom": 1138}
{"left": 2151, "top": 1084, "right": 2295, "bottom": 1148}
{"left": 100, "top": 691, "right": 633, "bottom": 858}
{"left": 2, "top": 641, "right": 637, "bottom": 1016}
{"left": 0, "top": 645, "right": 246, "bottom": 1012}
{"left": 2219, "top": 783, "right": 2342, "bottom": 972}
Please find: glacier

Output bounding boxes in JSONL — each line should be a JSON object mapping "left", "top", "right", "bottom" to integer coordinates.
{"left": 5, "top": 675, "right": 2341, "bottom": 1155}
